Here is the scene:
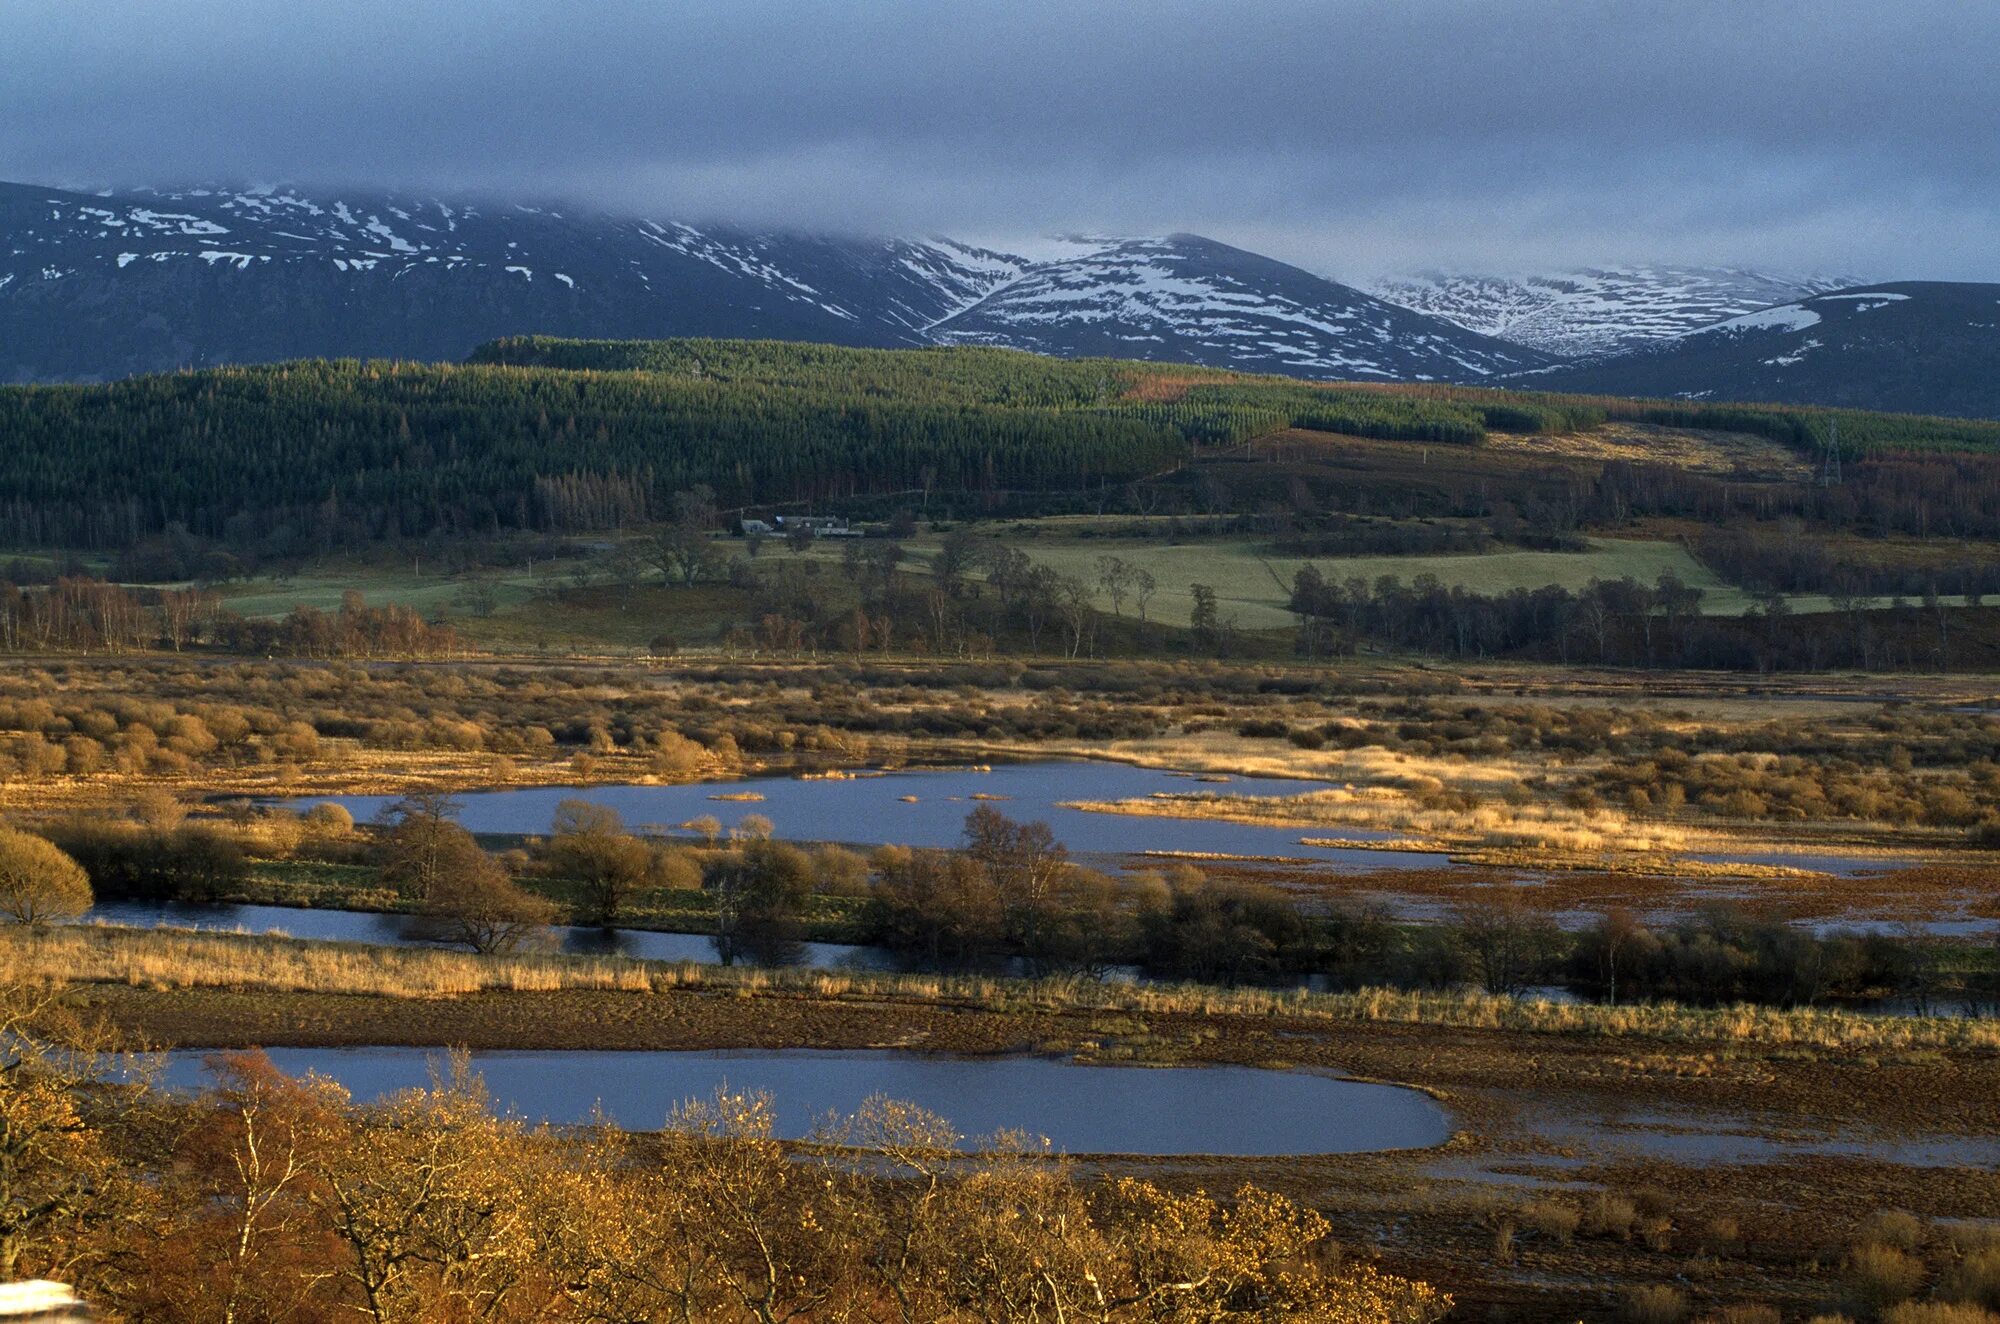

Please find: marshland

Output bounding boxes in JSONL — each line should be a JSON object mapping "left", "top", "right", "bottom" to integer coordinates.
{"left": 2, "top": 343, "right": 1998, "bottom": 1321}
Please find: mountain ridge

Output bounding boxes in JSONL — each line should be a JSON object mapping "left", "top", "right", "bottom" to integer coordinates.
{"left": 0, "top": 182, "right": 1546, "bottom": 385}
{"left": 0, "top": 180, "right": 1026, "bottom": 380}
{"left": 928, "top": 234, "right": 1552, "bottom": 380}
{"left": 4, "top": 180, "right": 1994, "bottom": 419}
{"left": 1514, "top": 281, "right": 2000, "bottom": 418}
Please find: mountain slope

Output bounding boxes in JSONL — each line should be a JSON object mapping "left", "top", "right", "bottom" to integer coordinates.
{"left": 1515, "top": 282, "right": 2000, "bottom": 419}
{"left": 1363, "top": 266, "right": 1867, "bottom": 358}
{"left": 10, "top": 181, "right": 1985, "bottom": 417}
{"left": 931, "top": 235, "right": 1552, "bottom": 380}
{"left": 3, "top": 185, "right": 1545, "bottom": 386}
{"left": 0, "top": 181, "right": 1025, "bottom": 381}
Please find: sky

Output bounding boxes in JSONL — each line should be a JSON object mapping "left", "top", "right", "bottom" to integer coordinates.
{"left": 8, "top": 0, "right": 1998, "bottom": 281}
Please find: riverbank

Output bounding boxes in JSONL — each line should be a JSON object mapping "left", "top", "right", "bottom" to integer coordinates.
{"left": 26, "top": 924, "right": 1999, "bottom": 1054}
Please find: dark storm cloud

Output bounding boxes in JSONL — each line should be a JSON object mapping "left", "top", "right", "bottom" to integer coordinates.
{"left": 8, "top": 0, "right": 1997, "bottom": 278}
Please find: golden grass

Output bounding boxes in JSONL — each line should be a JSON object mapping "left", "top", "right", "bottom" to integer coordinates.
{"left": 1036, "top": 736, "right": 1714, "bottom": 856}
{"left": 1066, "top": 785, "right": 1703, "bottom": 858}
{"left": 1445, "top": 848, "right": 1821, "bottom": 880}
{"left": 30, "top": 924, "right": 659, "bottom": 998}
{"left": 15, "top": 925, "right": 1997, "bottom": 1054}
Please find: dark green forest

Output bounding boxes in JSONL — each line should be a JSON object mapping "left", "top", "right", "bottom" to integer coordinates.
{"left": 1, "top": 336, "right": 1995, "bottom": 550}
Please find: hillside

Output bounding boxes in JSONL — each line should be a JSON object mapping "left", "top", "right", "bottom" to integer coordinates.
{"left": 0, "top": 180, "right": 1022, "bottom": 381}
{"left": 3, "top": 337, "right": 1998, "bottom": 556}
{"left": 0, "top": 182, "right": 1536, "bottom": 388}
{"left": 1519, "top": 282, "right": 2000, "bottom": 418}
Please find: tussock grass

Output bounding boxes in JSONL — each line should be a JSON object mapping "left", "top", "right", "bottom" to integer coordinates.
{"left": 1620, "top": 1285, "right": 1690, "bottom": 1324}
{"left": 1941, "top": 1250, "right": 2000, "bottom": 1312}
{"left": 1860, "top": 1211, "right": 1928, "bottom": 1253}
{"left": 1882, "top": 1306, "right": 2000, "bottom": 1324}
{"left": 1516, "top": 1198, "right": 1582, "bottom": 1244}
{"left": 10, "top": 925, "right": 1999, "bottom": 1053}
{"left": 1701, "top": 1306, "right": 1782, "bottom": 1324}
{"left": 1847, "top": 1243, "right": 1928, "bottom": 1311}
{"left": 1061, "top": 741, "right": 1728, "bottom": 859}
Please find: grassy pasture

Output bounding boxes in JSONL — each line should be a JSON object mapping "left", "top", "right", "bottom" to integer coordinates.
{"left": 881, "top": 530, "right": 1736, "bottom": 628}
{"left": 927, "top": 530, "right": 1980, "bottom": 626}
{"left": 216, "top": 567, "right": 546, "bottom": 620}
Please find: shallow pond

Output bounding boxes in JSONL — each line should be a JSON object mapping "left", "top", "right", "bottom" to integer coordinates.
{"left": 288, "top": 761, "right": 1451, "bottom": 868}
{"left": 1526, "top": 1102, "right": 2000, "bottom": 1170}
{"left": 157, "top": 1046, "right": 1452, "bottom": 1156}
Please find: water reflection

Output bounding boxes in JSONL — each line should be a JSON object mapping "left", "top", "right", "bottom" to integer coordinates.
{"left": 157, "top": 1046, "right": 1454, "bottom": 1156}
{"left": 85, "top": 899, "right": 894, "bottom": 971}
{"left": 287, "top": 761, "right": 1453, "bottom": 869}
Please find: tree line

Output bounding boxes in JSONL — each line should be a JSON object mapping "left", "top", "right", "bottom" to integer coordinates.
{"left": 1286, "top": 567, "right": 1986, "bottom": 672}
{"left": 1591, "top": 454, "right": 2000, "bottom": 542}
{"left": 1691, "top": 527, "right": 2000, "bottom": 599}
{"left": 25, "top": 795, "right": 1984, "bottom": 1011}
{"left": 0, "top": 579, "right": 458, "bottom": 659}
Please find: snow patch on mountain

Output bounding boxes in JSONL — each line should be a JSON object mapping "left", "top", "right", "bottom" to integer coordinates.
{"left": 1705, "top": 304, "right": 1823, "bottom": 334}
{"left": 932, "top": 235, "right": 1547, "bottom": 380}
{"left": 4, "top": 182, "right": 1031, "bottom": 343}
{"left": 1363, "top": 265, "right": 1868, "bottom": 358}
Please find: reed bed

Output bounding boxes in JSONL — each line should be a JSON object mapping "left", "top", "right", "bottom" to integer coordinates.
{"left": 7, "top": 925, "right": 1995, "bottom": 1053}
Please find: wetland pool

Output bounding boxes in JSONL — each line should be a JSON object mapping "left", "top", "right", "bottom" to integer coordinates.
{"left": 157, "top": 1046, "right": 1454, "bottom": 1156}
{"left": 287, "top": 760, "right": 1452, "bottom": 868}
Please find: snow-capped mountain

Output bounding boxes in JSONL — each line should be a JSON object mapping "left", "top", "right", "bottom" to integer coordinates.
{"left": 1362, "top": 266, "right": 1868, "bottom": 358}
{"left": 0, "top": 180, "right": 1026, "bottom": 381}
{"left": 930, "top": 235, "right": 1551, "bottom": 380}
{"left": 1517, "top": 282, "right": 2000, "bottom": 419}
{"left": 0, "top": 185, "right": 1548, "bottom": 384}
{"left": 6, "top": 181, "right": 1984, "bottom": 416}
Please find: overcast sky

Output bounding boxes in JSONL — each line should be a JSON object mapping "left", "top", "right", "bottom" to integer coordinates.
{"left": 9, "top": 0, "right": 1997, "bottom": 280}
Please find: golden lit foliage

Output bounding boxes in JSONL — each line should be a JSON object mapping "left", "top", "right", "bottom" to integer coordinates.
{"left": 0, "top": 985, "right": 1451, "bottom": 1324}
{"left": 0, "top": 830, "right": 92, "bottom": 924}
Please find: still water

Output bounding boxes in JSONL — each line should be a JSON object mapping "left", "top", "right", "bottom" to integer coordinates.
{"left": 85, "top": 899, "right": 893, "bottom": 969}
{"left": 157, "top": 1046, "right": 1453, "bottom": 1156}
{"left": 288, "top": 760, "right": 1451, "bottom": 868}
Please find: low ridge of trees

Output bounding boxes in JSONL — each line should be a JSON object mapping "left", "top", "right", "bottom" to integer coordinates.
{"left": 0, "top": 580, "right": 457, "bottom": 659}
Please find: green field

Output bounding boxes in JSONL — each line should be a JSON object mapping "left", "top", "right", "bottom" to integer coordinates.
{"left": 870, "top": 529, "right": 1921, "bottom": 628}
{"left": 217, "top": 567, "right": 551, "bottom": 621}
{"left": 947, "top": 535, "right": 1734, "bottom": 629}
{"left": 204, "top": 530, "right": 1972, "bottom": 648}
